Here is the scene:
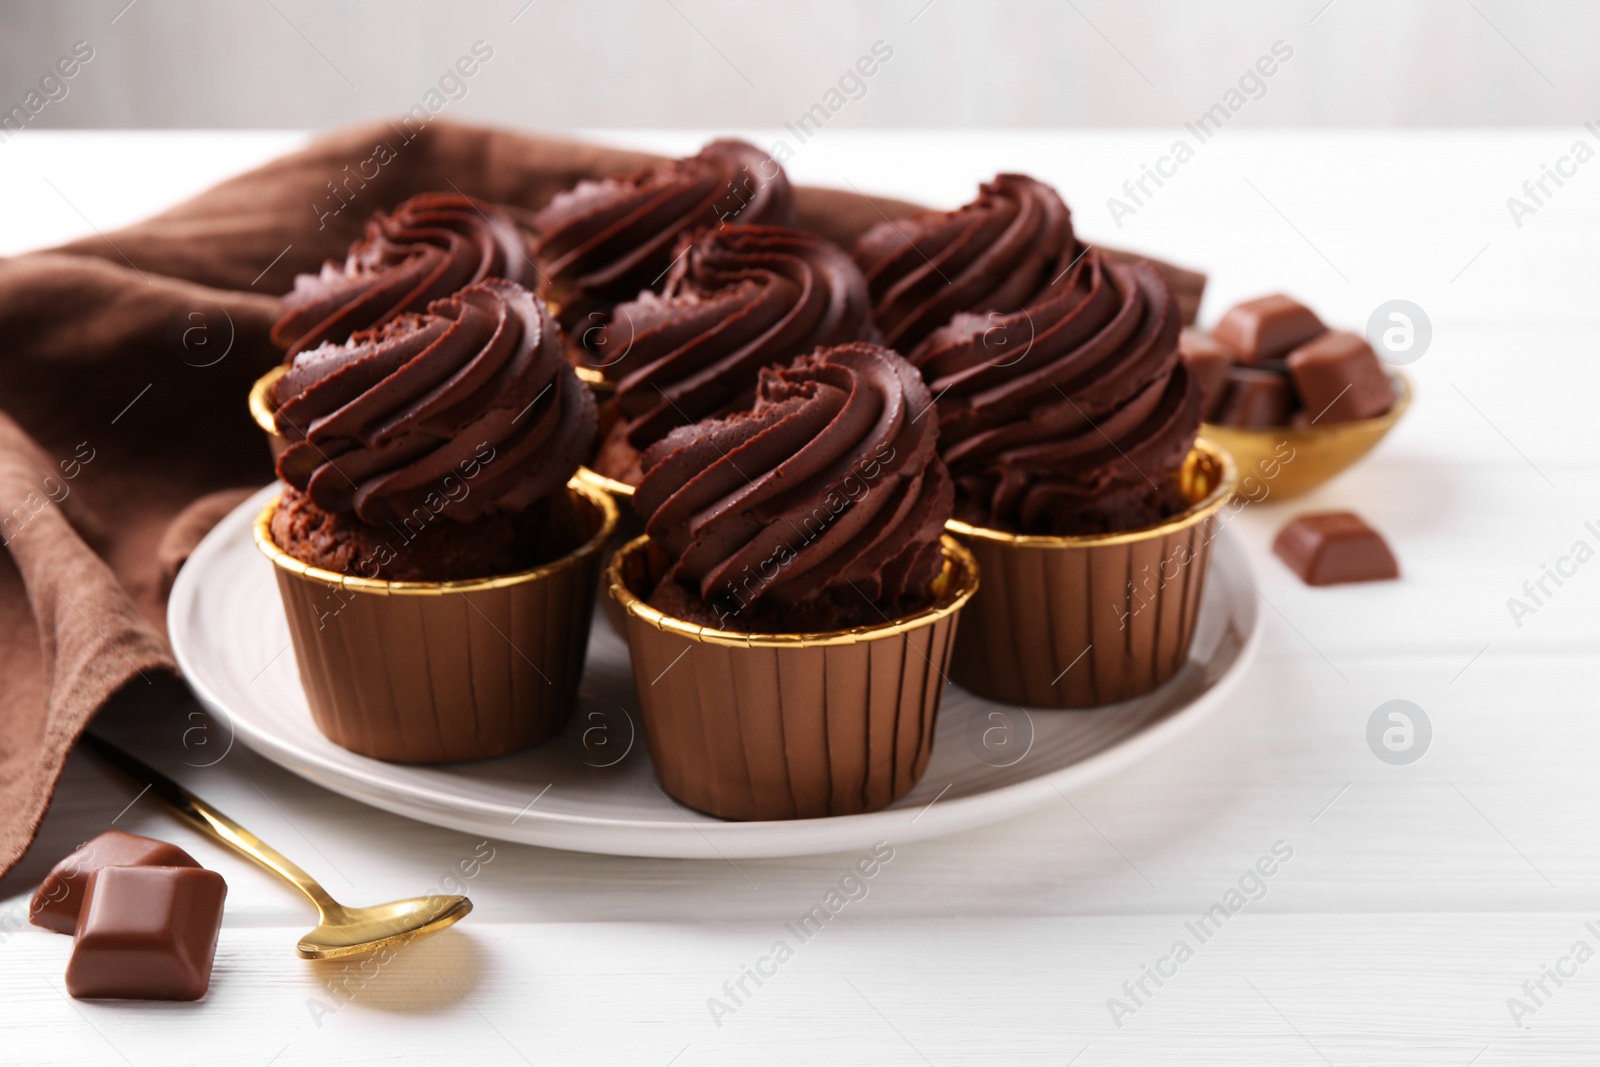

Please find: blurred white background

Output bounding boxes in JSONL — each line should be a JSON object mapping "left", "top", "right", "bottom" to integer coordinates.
{"left": 2, "top": 0, "right": 1594, "bottom": 130}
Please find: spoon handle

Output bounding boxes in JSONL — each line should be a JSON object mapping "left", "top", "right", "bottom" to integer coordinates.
{"left": 79, "top": 732, "right": 341, "bottom": 915}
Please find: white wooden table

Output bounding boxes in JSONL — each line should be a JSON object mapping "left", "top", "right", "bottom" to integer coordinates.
{"left": 3, "top": 129, "right": 1597, "bottom": 1066}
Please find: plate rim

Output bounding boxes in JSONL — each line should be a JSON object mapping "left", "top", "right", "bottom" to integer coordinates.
{"left": 169, "top": 484, "right": 1261, "bottom": 859}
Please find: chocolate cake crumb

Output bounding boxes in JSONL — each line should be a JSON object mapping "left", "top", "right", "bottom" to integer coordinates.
{"left": 271, "top": 486, "right": 579, "bottom": 583}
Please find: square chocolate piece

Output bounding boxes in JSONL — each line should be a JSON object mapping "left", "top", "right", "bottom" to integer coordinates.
{"left": 1214, "top": 367, "right": 1293, "bottom": 428}
{"left": 31, "top": 830, "right": 199, "bottom": 934}
{"left": 1179, "top": 328, "right": 1235, "bottom": 421}
{"left": 1286, "top": 330, "right": 1395, "bottom": 424}
{"left": 1213, "top": 294, "right": 1325, "bottom": 363}
{"left": 65, "top": 865, "right": 227, "bottom": 1001}
{"left": 1273, "top": 511, "right": 1399, "bottom": 586}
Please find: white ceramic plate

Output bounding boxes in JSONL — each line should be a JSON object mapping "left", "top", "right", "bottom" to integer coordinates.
{"left": 169, "top": 485, "right": 1261, "bottom": 859}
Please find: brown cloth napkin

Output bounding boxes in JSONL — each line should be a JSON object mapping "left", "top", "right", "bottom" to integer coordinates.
{"left": 0, "top": 120, "right": 1204, "bottom": 879}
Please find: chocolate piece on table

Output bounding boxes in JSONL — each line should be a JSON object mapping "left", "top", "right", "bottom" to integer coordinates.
{"left": 1180, "top": 328, "right": 1234, "bottom": 421}
{"left": 1286, "top": 330, "right": 1395, "bottom": 424}
{"left": 30, "top": 831, "right": 199, "bottom": 934}
{"left": 1214, "top": 367, "right": 1292, "bottom": 428}
{"left": 1273, "top": 511, "right": 1399, "bottom": 586}
{"left": 65, "top": 865, "right": 227, "bottom": 1001}
{"left": 1212, "top": 294, "right": 1326, "bottom": 363}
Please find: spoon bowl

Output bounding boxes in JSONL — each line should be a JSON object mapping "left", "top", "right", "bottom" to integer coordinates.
{"left": 298, "top": 895, "right": 473, "bottom": 960}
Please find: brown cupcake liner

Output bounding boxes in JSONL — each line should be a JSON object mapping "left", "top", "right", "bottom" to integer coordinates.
{"left": 248, "top": 364, "right": 289, "bottom": 463}
{"left": 254, "top": 478, "right": 618, "bottom": 763}
{"left": 575, "top": 465, "right": 641, "bottom": 539}
{"left": 572, "top": 364, "right": 617, "bottom": 400}
{"left": 576, "top": 461, "right": 642, "bottom": 639}
{"left": 947, "top": 438, "right": 1237, "bottom": 709}
{"left": 607, "top": 534, "right": 979, "bottom": 821}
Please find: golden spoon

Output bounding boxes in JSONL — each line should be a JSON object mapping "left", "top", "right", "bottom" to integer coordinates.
{"left": 80, "top": 732, "right": 472, "bottom": 960}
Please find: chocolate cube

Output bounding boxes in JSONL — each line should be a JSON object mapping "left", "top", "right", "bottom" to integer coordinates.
{"left": 1286, "top": 330, "right": 1394, "bottom": 424}
{"left": 31, "top": 831, "right": 199, "bottom": 934}
{"left": 1273, "top": 511, "right": 1399, "bottom": 586}
{"left": 65, "top": 865, "right": 227, "bottom": 1001}
{"left": 1179, "top": 328, "right": 1235, "bottom": 421}
{"left": 1213, "top": 294, "right": 1325, "bottom": 363}
{"left": 1214, "top": 366, "right": 1292, "bottom": 428}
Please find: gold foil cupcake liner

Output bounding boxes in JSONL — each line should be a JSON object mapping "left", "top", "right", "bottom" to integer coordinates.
{"left": 578, "top": 394, "right": 644, "bottom": 636}
{"left": 577, "top": 395, "right": 640, "bottom": 521}
{"left": 575, "top": 465, "right": 638, "bottom": 522}
{"left": 248, "top": 364, "right": 289, "bottom": 463}
{"left": 575, "top": 466, "right": 639, "bottom": 638}
{"left": 573, "top": 364, "right": 617, "bottom": 398}
{"left": 947, "top": 438, "right": 1236, "bottom": 709}
{"left": 254, "top": 478, "right": 619, "bottom": 763}
{"left": 607, "top": 534, "right": 979, "bottom": 821}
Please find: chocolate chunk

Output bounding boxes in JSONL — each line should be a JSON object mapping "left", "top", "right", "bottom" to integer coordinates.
{"left": 1214, "top": 367, "right": 1292, "bottom": 428}
{"left": 1273, "top": 511, "right": 1399, "bottom": 586}
{"left": 1213, "top": 294, "right": 1325, "bottom": 363}
{"left": 65, "top": 865, "right": 227, "bottom": 1001}
{"left": 30, "top": 831, "right": 199, "bottom": 934}
{"left": 1286, "top": 330, "right": 1395, "bottom": 424}
{"left": 1180, "top": 328, "right": 1234, "bottom": 420}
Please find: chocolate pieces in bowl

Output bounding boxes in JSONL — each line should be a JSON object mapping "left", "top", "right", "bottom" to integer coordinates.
{"left": 1189, "top": 294, "right": 1408, "bottom": 500}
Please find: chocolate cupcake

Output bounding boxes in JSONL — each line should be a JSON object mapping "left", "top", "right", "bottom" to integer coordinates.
{"left": 588, "top": 224, "right": 877, "bottom": 486}
{"left": 909, "top": 248, "right": 1234, "bottom": 708}
{"left": 535, "top": 140, "right": 794, "bottom": 346}
{"left": 608, "top": 343, "right": 977, "bottom": 820}
{"left": 255, "top": 278, "right": 616, "bottom": 763}
{"left": 854, "top": 173, "right": 1076, "bottom": 352}
{"left": 271, "top": 191, "right": 538, "bottom": 359}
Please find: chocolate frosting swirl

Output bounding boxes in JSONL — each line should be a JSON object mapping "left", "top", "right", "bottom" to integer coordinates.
{"left": 910, "top": 249, "right": 1201, "bottom": 536}
{"left": 634, "top": 343, "right": 953, "bottom": 632}
{"left": 591, "top": 225, "right": 878, "bottom": 483}
{"left": 853, "top": 173, "right": 1075, "bottom": 352}
{"left": 534, "top": 140, "right": 795, "bottom": 328}
{"left": 272, "top": 279, "right": 595, "bottom": 525}
{"left": 273, "top": 192, "right": 538, "bottom": 358}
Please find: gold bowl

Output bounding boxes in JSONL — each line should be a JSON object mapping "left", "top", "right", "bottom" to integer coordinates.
{"left": 1201, "top": 370, "right": 1410, "bottom": 501}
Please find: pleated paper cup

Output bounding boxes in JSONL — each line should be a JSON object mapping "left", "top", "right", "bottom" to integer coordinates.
{"left": 577, "top": 396, "right": 643, "bottom": 535}
{"left": 947, "top": 438, "right": 1236, "bottom": 709}
{"left": 575, "top": 465, "right": 639, "bottom": 536}
{"left": 607, "top": 535, "right": 979, "bottom": 821}
{"left": 577, "top": 399, "right": 642, "bottom": 638}
{"left": 248, "top": 364, "right": 289, "bottom": 463}
{"left": 254, "top": 478, "right": 618, "bottom": 764}
{"left": 572, "top": 364, "right": 617, "bottom": 400}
